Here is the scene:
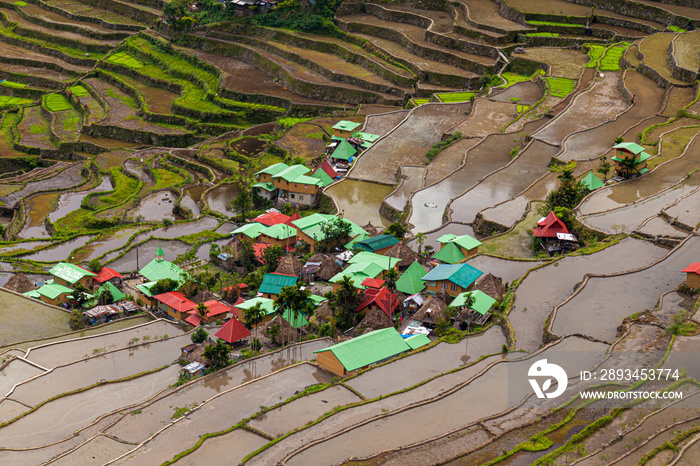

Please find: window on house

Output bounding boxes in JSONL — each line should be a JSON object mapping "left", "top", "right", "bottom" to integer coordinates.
{"left": 291, "top": 194, "right": 295, "bottom": 199}
{"left": 451, "top": 284, "right": 458, "bottom": 291}
{"left": 429, "top": 282, "right": 436, "bottom": 287}
{"left": 295, "top": 183, "right": 298, "bottom": 187}
{"left": 441, "top": 283, "right": 447, "bottom": 289}
{"left": 299, "top": 195, "right": 304, "bottom": 200}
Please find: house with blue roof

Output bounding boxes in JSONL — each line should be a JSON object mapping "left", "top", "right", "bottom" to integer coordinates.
{"left": 421, "top": 263, "right": 483, "bottom": 297}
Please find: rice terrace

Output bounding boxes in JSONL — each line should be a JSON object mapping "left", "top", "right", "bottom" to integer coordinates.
{"left": 0, "top": 0, "right": 699, "bottom": 464}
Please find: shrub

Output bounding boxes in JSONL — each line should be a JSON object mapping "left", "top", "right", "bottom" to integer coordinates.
{"left": 191, "top": 327, "right": 208, "bottom": 343}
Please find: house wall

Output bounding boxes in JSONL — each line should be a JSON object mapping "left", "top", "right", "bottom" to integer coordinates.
{"left": 260, "top": 234, "right": 297, "bottom": 248}
{"left": 138, "top": 292, "right": 156, "bottom": 308}
{"left": 254, "top": 187, "right": 276, "bottom": 200}
{"left": 52, "top": 275, "right": 93, "bottom": 289}
{"left": 257, "top": 173, "right": 273, "bottom": 183}
{"left": 686, "top": 273, "right": 700, "bottom": 289}
{"left": 334, "top": 129, "right": 353, "bottom": 139}
{"left": 316, "top": 351, "right": 347, "bottom": 376}
{"left": 278, "top": 190, "right": 317, "bottom": 207}
{"left": 459, "top": 246, "right": 479, "bottom": 259}
{"left": 158, "top": 302, "right": 187, "bottom": 321}
{"left": 236, "top": 233, "right": 261, "bottom": 242}
{"left": 424, "top": 280, "right": 470, "bottom": 297}
{"left": 295, "top": 230, "right": 318, "bottom": 252}
{"left": 39, "top": 293, "right": 69, "bottom": 306}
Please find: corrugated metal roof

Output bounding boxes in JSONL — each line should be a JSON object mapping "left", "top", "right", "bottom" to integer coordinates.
{"left": 236, "top": 297, "right": 276, "bottom": 315}
{"left": 49, "top": 262, "right": 95, "bottom": 284}
{"left": 259, "top": 273, "right": 298, "bottom": 295}
{"left": 437, "top": 234, "right": 481, "bottom": 250}
{"left": 395, "top": 260, "right": 427, "bottom": 295}
{"left": 139, "top": 258, "right": 186, "bottom": 283}
{"left": 347, "top": 252, "right": 401, "bottom": 270}
{"left": 314, "top": 327, "right": 410, "bottom": 372}
{"left": 581, "top": 171, "right": 604, "bottom": 190}
{"left": 405, "top": 334, "right": 431, "bottom": 349}
{"left": 310, "top": 168, "right": 334, "bottom": 187}
{"left": 215, "top": 318, "right": 251, "bottom": 343}
{"left": 422, "top": 263, "right": 483, "bottom": 289}
{"left": 262, "top": 223, "right": 296, "bottom": 240}
{"left": 36, "top": 283, "right": 73, "bottom": 299}
{"left": 330, "top": 140, "right": 357, "bottom": 160}
{"left": 233, "top": 223, "right": 267, "bottom": 238}
{"left": 433, "top": 242, "right": 466, "bottom": 264}
{"left": 274, "top": 165, "right": 310, "bottom": 182}
{"left": 353, "top": 234, "right": 399, "bottom": 252}
{"left": 255, "top": 162, "right": 289, "bottom": 176}
{"left": 450, "top": 290, "right": 496, "bottom": 315}
{"left": 332, "top": 120, "right": 361, "bottom": 131}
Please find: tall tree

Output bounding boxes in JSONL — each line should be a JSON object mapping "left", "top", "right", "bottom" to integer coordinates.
{"left": 415, "top": 233, "right": 426, "bottom": 260}
{"left": 274, "top": 283, "right": 313, "bottom": 344}
{"left": 385, "top": 268, "right": 399, "bottom": 293}
{"left": 385, "top": 221, "right": 407, "bottom": 240}
{"left": 320, "top": 216, "right": 352, "bottom": 252}
{"left": 196, "top": 302, "right": 209, "bottom": 323}
{"left": 242, "top": 302, "right": 266, "bottom": 346}
{"left": 203, "top": 339, "right": 231, "bottom": 371}
{"left": 263, "top": 245, "right": 285, "bottom": 272}
{"left": 597, "top": 156, "right": 611, "bottom": 181}
{"left": 334, "top": 276, "right": 362, "bottom": 331}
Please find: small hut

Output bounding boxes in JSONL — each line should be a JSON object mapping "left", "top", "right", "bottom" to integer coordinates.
{"left": 386, "top": 242, "right": 419, "bottom": 270}
{"left": 362, "top": 222, "right": 380, "bottom": 237}
{"left": 474, "top": 273, "right": 506, "bottom": 301}
{"left": 301, "top": 252, "right": 327, "bottom": 283}
{"left": 412, "top": 295, "right": 448, "bottom": 328}
{"left": 3, "top": 272, "right": 35, "bottom": 293}
{"left": 357, "top": 307, "right": 393, "bottom": 332}
{"left": 261, "top": 315, "right": 299, "bottom": 346}
{"left": 192, "top": 289, "right": 217, "bottom": 304}
{"left": 275, "top": 254, "right": 302, "bottom": 277}
{"left": 186, "top": 342, "right": 210, "bottom": 366}
{"left": 315, "top": 255, "right": 342, "bottom": 282}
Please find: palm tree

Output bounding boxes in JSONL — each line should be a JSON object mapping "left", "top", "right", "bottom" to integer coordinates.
{"left": 385, "top": 268, "right": 399, "bottom": 293}
{"left": 462, "top": 292, "right": 476, "bottom": 333}
{"left": 195, "top": 302, "right": 209, "bottom": 325}
{"left": 415, "top": 233, "right": 427, "bottom": 260}
{"left": 619, "top": 155, "right": 639, "bottom": 178}
{"left": 242, "top": 302, "right": 265, "bottom": 348}
{"left": 274, "top": 283, "right": 312, "bottom": 344}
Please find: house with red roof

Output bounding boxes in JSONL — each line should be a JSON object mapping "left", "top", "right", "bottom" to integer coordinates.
{"left": 154, "top": 291, "right": 197, "bottom": 321}
{"left": 215, "top": 318, "right": 251, "bottom": 344}
{"left": 253, "top": 211, "right": 290, "bottom": 227}
{"left": 185, "top": 299, "right": 234, "bottom": 326}
{"left": 682, "top": 263, "right": 700, "bottom": 289}
{"left": 361, "top": 277, "right": 386, "bottom": 289}
{"left": 356, "top": 286, "right": 399, "bottom": 318}
{"left": 532, "top": 212, "right": 569, "bottom": 239}
{"left": 93, "top": 267, "right": 124, "bottom": 286}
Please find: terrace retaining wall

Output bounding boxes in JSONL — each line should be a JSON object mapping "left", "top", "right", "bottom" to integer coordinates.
{"left": 23, "top": 0, "right": 143, "bottom": 30}
{"left": 568, "top": 0, "right": 700, "bottom": 29}
{"left": 667, "top": 36, "right": 699, "bottom": 83}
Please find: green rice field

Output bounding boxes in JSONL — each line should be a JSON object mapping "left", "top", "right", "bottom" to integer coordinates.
{"left": 599, "top": 43, "right": 630, "bottom": 71}
{"left": 0, "top": 95, "right": 32, "bottom": 106}
{"left": 106, "top": 52, "right": 144, "bottom": 69}
{"left": 527, "top": 32, "right": 560, "bottom": 37}
{"left": 436, "top": 91, "right": 476, "bottom": 103}
{"left": 44, "top": 94, "right": 72, "bottom": 112}
{"left": 0, "top": 80, "right": 27, "bottom": 88}
{"left": 68, "top": 85, "right": 90, "bottom": 97}
{"left": 545, "top": 77, "right": 576, "bottom": 98}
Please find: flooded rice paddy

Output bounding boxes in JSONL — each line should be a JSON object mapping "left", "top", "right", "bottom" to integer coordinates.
{"left": 180, "top": 184, "right": 207, "bottom": 217}
{"left": 510, "top": 237, "right": 667, "bottom": 351}
{"left": 326, "top": 180, "right": 393, "bottom": 227}
{"left": 130, "top": 190, "right": 182, "bottom": 222}
{"left": 20, "top": 235, "right": 96, "bottom": 262}
{"left": 384, "top": 166, "right": 426, "bottom": 212}
{"left": 169, "top": 429, "right": 268, "bottom": 466}
{"left": 106, "top": 239, "right": 192, "bottom": 272}
{"left": 551, "top": 235, "right": 700, "bottom": 342}
{"left": 205, "top": 183, "right": 240, "bottom": 218}
{"left": 637, "top": 215, "right": 688, "bottom": 238}
{"left": 0, "top": 358, "right": 45, "bottom": 398}
{"left": 48, "top": 175, "right": 112, "bottom": 223}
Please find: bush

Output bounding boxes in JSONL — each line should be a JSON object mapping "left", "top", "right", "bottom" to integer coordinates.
{"left": 191, "top": 327, "right": 208, "bottom": 343}
{"left": 69, "top": 310, "right": 85, "bottom": 330}
{"left": 318, "top": 323, "right": 335, "bottom": 337}
{"left": 251, "top": 337, "right": 262, "bottom": 351}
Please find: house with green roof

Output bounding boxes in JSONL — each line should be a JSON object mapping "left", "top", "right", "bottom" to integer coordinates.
{"left": 451, "top": 290, "right": 496, "bottom": 316}
{"left": 49, "top": 262, "right": 96, "bottom": 289}
{"left": 329, "top": 139, "right": 357, "bottom": 163}
{"left": 136, "top": 281, "right": 158, "bottom": 307}
{"left": 259, "top": 223, "right": 297, "bottom": 248}
{"left": 421, "top": 263, "right": 483, "bottom": 297}
{"left": 292, "top": 213, "right": 365, "bottom": 252}
{"left": 330, "top": 261, "right": 385, "bottom": 291}
{"left": 332, "top": 120, "right": 362, "bottom": 138}
{"left": 433, "top": 242, "right": 466, "bottom": 264}
{"left": 94, "top": 281, "right": 126, "bottom": 304}
{"left": 139, "top": 245, "right": 187, "bottom": 284}
{"left": 272, "top": 164, "right": 323, "bottom": 207}
{"left": 352, "top": 234, "right": 399, "bottom": 255}
{"left": 309, "top": 167, "right": 335, "bottom": 187}
{"left": 36, "top": 282, "right": 74, "bottom": 306}
{"left": 611, "top": 142, "right": 651, "bottom": 178}
{"left": 314, "top": 327, "right": 417, "bottom": 376}
{"left": 395, "top": 260, "right": 427, "bottom": 295}
{"left": 351, "top": 132, "right": 380, "bottom": 149}
{"left": 581, "top": 171, "right": 605, "bottom": 191}
{"left": 233, "top": 223, "right": 267, "bottom": 242}
{"left": 235, "top": 297, "right": 276, "bottom": 325}
{"left": 259, "top": 273, "right": 298, "bottom": 299}
{"left": 347, "top": 251, "right": 401, "bottom": 271}
{"left": 436, "top": 234, "right": 482, "bottom": 262}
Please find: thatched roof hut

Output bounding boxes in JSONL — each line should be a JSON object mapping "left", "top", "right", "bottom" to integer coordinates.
{"left": 192, "top": 289, "right": 216, "bottom": 304}
{"left": 387, "top": 242, "right": 419, "bottom": 269}
{"left": 362, "top": 222, "right": 380, "bottom": 237}
{"left": 275, "top": 254, "right": 302, "bottom": 277}
{"left": 315, "top": 255, "right": 342, "bottom": 282}
{"left": 357, "top": 307, "right": 393, "bottom": 332}
{"left": 475, "top": 273, "right": 506, "bottom": 300}
{"left": 3, "top": 272, "right": 35, "bottom": 293}
{"left": 314, "top": 300, "right": 332, "bottom": 324}
{"left": 307, "top": 252, "right": 327, "bottom": 264}
{"left": 186, "top": 343, "right": 210, "bottom": 366}
{"left": 413, "top": 295, "right": 448, "bottom": 326}
{"left": 261, "top": 315, "right": 299, "bottom": 346}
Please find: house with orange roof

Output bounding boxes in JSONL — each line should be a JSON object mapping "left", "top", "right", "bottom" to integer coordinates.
{"left": 154, "top": 291, "right": 197, "bottom": 321}
{"left": 682, "top": 263, "right": 700, "bottom": 289}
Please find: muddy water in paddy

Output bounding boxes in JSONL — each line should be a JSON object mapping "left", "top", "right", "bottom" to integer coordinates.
{"left": 0, "top": 366, "right": 180, "bottom": 449}
{"left": 0, "top": 359, "right": 45, "bottom": 397}
{"left": 460, "top": 0, "right": 525, "bottom": 29}
{"left": 25, "top": 320, "right": 182, "bottom": 368}
{"left": 0, "top": 164, "right": 84, "bottom": 210}
{"left": 72, "top": 225, "right": 146, "bottom": 262}
{"left": 465, "top": 255, "right": 542, "bottom": 284}
{"left": 664, "top": 187, "right": 700, "bottom": 230}
{"left": 180, "top": 184, "right": 207, "bottom": 217}
{"left": 558, "top": 71, "right": 666, "bottom": 161}
{"left": 196, "top": 239, "right": 229, "bottom": 261}
{"left": 448, "top": 99, "right": 518, "bottom": 137}
{"left": 552, "top": 236, "right": 700, "bottom": 343}
{"left": 130, "top": 190, "right": 182, "bottom": 222}
{"left": 107, "top": 340, "right": 332, "bottom": 443}
{"left": 249, "top": 385, "right": 362, "bottom": 437}
{"left": 10, "top": 334, "right": 191, "bottom": 408}
{"left": 385, "top": 166, "right": 425, "bottom": 212}
{"left": 579, "top": 132, "right": 700, "bottom": 213}
{"left": 286, "top": 338, "right": 608, "bottom": 465}
{"left": 231, "top": 137, "right": 266, "bottom": 156}
{"left": 362, "top": 110, "right": 409, "bottom": 136}
{"left": 205, "top": 183, "right": 239, "bottom": 218}
{"left": 481, "top": 172, "right": 559, "bottom": 228}
{"left": 18, "top": 192, "right": 56, "bottom": 239}
{"left": 326, "top": 180, "right": 393, "bottom": 227}
{"left": 20, "top": 235, "right": 95, "bottom": 262}
{"left": 638, "top": 215, "right": 689, "bottom": 238}
{"left": 78, "top": 134, "right": 142, "bottom": 149}
{"left": 423, "top": 137, "right": 480, "bottom": 187}
{"left": 49, "top": 435, "right": 134, "bottom": 466}
{"left": 581, "top": 182, "right": 700, "bottom": 234}
{"left": 174, "top": 429, "right": 268, "bottom": 466}
{"left": 490, "top": 81, "right": 543, "bottom": 105}
{"left": 348, "top": 327, "right": 507, "bottom": 399}
{"left": 106, "top": 239, "right": 191, "bottom": 271}
{"left": 48, "top": 175, "right": 112, "bottom": 223}
{"left": 0, "top": 399, "right": 28, "bottom": 423}
{"left": 449, "top": 139, "right": 560, "bottom": 225}
{"left": 0, "top": 241, "right": 52, "bottom": 256}
{"left": 112, "top": 365, "right": 332, "bottom": 464}
{"left": 510, "top": 237, "right": 667, "bottom": 352}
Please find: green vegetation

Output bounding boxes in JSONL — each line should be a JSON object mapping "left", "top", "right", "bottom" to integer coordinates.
{"left": 516, "top": 104, "right": 530, "bottom": 113}
{"left": 277, "top": 117, "right": 312, "bottom": 128}
{"left": 586, "top": 44, "right": 606, "bottom": 68}
{"left": 436, "top": 91, "right": 475, "bottom": 103}
{"left": 152, "top": 167, "right": 187, "bottom": 190}
{"left": 105, "top": 87, "right": 138, "bottom": 109}
{"left": 13, "top": 1, "right": 28, "bottom": 5}
{"left": 426, "top": 132, "right": 462, "bottom": 161}
{"left": 97, "top": 168, "right": 140, "bottom": 208}
{"left": 106, "top": 52, "right": 143, "bottom": 69}
{"left": 527, "top": 20, "right": 583, "bottom": 27}
{"left": 600, "top": 43, "right": 630, "bottom": 71}
{"left": 68, "top": 85, "right": 89, "bottom": 97}
{"left": 412, "top": 98, "right": 430, "bottom": 105}
{"left": 500, "top": 72, "right": 531, "bottom": 87}
{"left": 545, "top": 77, "right": 576, "bottom": 98}
{"left": 669, "top": 25, "right": 687, "bottom": 33}
{"left": 44, "top": 94, "right": 72, "bottom": 112}
{"left": 30, "top": 124, "right": 47, "bottom": 135}
{"left": 0, "top": 96, "right": 32, "bottom": 107}
{"left": 527, "top": 32, "right": 560, "bottom": 37}
{"left": 0, "top": 80, "right": 27, "bottom": 89}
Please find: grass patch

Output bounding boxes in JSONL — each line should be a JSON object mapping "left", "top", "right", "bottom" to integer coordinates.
{"left": 669, "top": 25, "right": 687, "bottom": 33}
{"left": 13, "top": 1, "right": 28, "bottom": 5}
{"left": 545, "top": 77, "right": 576, "bottom": 98}
{"left": 0, "top": 80, "right": 27, "bottom": 89}
{"left": 96, "top": 167, "right": 140, "bottom": 208}
{"left": 44, "top": 94, "right": 72, "bottom": 112}
{"left": 0, "top": 96, "right": 32, "bottom": 107}
{"left": 527, "top": 32, "right": 560, "bottom": 37}
{"left": 412, "top": 98, "right": 430, "bottom": 105}
{"left": 426, "top": 132, "right": 461, "bottom": 161}
{"left": 600, "top": 43, "right": 630, "bottom": 71}
{"left": 68, "top": 85, "right": 89, "bottom": 97}
{"left": 29, "top": 124, "right": 47, "bottom": 135}
{"left": 104, "top": 87, "right": 138, "bottom": 109}
{"left": 516, "top": 104, "right": 530, "bottom": 113}
{"left": 527, "top": 20, "right": 583, "bottom": 27}
{"left": 436, "top": 91, "right": 475, "bottom": 103}
{"left": 106, "top": 52, "right": 143, "bottom": 69}
{"left": 585, "top": 44, "right": 606, "bottom": 68}
{"left": 277, "top": 117, "right": 312, "bottom": 128}
{"left": 152, "top": 167, "right": 186, "bottom": 190}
